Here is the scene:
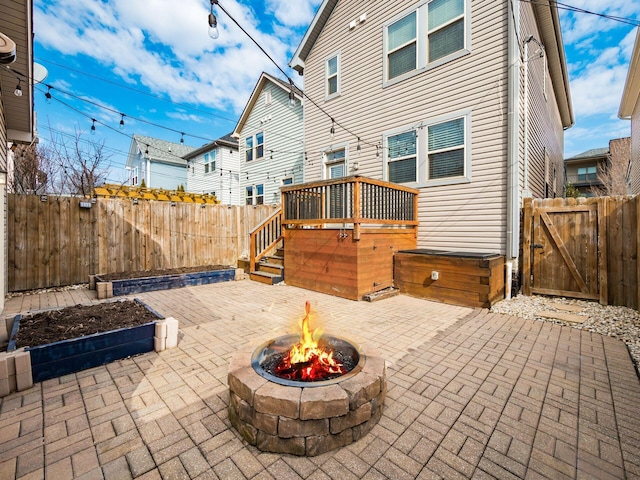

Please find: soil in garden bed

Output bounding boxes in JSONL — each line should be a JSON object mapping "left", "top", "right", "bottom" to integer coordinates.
{"left": 97, "top": 264, "right": 232, "bottom": 282}
{"left": 14, "top": 300, "right": 160, "bottom": 348}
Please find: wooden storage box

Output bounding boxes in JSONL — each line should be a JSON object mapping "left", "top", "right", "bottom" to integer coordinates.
{"left": 394, "top": 250, "right": 505, "bottom": 308}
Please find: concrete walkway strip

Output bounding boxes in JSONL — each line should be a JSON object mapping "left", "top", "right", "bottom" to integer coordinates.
{"left": 537, "top": 310, "right": 588, "bottom": 323}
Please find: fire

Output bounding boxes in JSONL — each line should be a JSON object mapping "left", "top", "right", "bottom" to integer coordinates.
{"left": 274, "top": 301, "right": 346, "bottom": 381}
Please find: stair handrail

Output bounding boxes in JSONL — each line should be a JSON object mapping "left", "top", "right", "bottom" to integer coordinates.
{"left": 249, "top": 207, "right": 283, "bottom": 273}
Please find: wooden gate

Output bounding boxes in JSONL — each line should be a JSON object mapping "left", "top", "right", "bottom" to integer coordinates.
{"left": 522, "top": 198, "right": 607, "bottom": 303}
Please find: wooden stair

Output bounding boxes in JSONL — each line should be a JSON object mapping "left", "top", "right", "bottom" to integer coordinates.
{"left": 250, "top": 247, "right": 284, "bottom": 285}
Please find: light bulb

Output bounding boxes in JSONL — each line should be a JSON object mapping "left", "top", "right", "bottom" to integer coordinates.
{"left": 90, "top": 119, "right": 96, "bottom": 135}
{"left": 208, "top": 13, "right": 219, "bottom": 39}
{"left": 119, "top": 114, "right": 125, "bottom": 130}
{"left": 14, "top": 82, "right": 22, "bottom": 97}
{"left": 45, "top": 87, "right": 52, "bottom": 104}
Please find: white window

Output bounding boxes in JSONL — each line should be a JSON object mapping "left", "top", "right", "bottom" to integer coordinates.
{"left": 325, "top": 52, "right": 340, "bottom": 99}
{"left": 388, "top": 131, "right": 417, "bottom": 183}
{"left": 384, "top": 111, "right": 471, "bottom": 186}
{"left": 282, "top": 177, "right": 294, "bottom": 186}
{"left": 245, "top": 132, "right": 264, "bottom": 162}
{"left": 131, "top": 167, "right": 139, "bottom": 186}
{"left": 246, "top": 184, "right": 264, "bottom": 205}
{"left": 384, "top": 0, "right": 469, "bottom": 85}
{"left": 203, "top": 151, "right": 216, "bottom": 174}
{"left": 325, "top": 148, "right": 346, "bottom": 179}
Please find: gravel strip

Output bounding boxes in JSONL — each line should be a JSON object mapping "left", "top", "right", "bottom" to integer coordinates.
{"left": 491, "top": 294, "right": 640, "bottom": 374}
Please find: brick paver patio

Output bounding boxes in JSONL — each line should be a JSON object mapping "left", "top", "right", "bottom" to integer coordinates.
{"left": 1, "top": 280, "right": 638, "bottom": 479}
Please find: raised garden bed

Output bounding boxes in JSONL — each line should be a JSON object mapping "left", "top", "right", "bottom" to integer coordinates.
{"left": 7, "top": 299, "right": 164, "bottom": 383}
{"left": 93, "top": 265, "right": 238, "bottom": 299}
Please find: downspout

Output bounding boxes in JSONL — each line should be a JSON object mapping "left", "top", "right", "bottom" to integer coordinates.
{"left": 506, "top": 0, "right": 521, "bottom": 298}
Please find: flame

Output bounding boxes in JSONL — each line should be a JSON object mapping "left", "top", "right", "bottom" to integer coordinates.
{"left": 274, "top": 301, "right": 346, "bottom": 381}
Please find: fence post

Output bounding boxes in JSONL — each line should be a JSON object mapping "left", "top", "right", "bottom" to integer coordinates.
{"left": 598, "top": 197, "right": 608, "bottom": 305}
{"left": 522, "top": 198, "right": 533, "bottom": 296}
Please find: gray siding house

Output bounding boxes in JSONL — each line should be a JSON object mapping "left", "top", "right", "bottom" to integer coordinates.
{"left": 126, "top": 134, "right": 195, "bottom": 190}
{"left": 233, "top": 72, "right": 304, "bottom": 206}
{"left": 184, "top": 134, "right": 240, "bottom": 205}
{"left": 619, "top": 28, "right": 640, "bottom": 195}
{"left": 290, "top": 0, "right": 573, "bottom": 285}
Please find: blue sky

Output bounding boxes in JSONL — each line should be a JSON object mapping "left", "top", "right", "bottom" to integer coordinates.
{"left": 31, "top": 0, "right": 639, "bottom": 184}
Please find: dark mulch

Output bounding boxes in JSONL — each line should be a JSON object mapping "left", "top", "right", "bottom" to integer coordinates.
{"left": 14, "top": 300, "right": 160, "bottom": 348}
{"left": 97, "top": 265, "right": 232, "bottom": 282}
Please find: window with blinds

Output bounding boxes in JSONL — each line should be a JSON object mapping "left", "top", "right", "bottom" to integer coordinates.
{"left": 384, "top": 111, "right": 470, "bottom": 186}
{"left": 427, "top": 117, "right": 464, "bottom": 179}
{"left": 388, "top": 12, "right": 417, "bottom": 80}
{"left": 326, "top": 53, "right": 340, "bottom": 98}
{"left": 388, "top": 131, "right": 417, "bottom": 183}
{"left": 384, "top": 0, "right": 468, "bottom": 84}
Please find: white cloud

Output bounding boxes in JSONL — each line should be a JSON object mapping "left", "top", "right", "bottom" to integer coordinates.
{"left": 266, "top": 0, "right": 322, "bottom": 28}
{"left": 34, "top": 0, "right": 302, "bottom": 115}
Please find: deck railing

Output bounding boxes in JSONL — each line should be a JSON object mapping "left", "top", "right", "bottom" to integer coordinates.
{"left": 249, "top": 207, "right": 283, "bottom": 273}
{"left": 281, "top": 176, "right": 419, "bottom": 240}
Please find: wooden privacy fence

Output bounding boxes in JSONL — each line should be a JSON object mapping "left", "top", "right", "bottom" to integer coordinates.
{"left": 522, "top": 196, "right": 639, "bottom": 310}
{"left": 7, "top": 195, "right": 278, "bottom": 292}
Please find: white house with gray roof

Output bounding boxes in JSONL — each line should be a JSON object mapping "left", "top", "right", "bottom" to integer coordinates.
{"left": 126, "top": 134, "right": 195, "bottom": 190}
{"left": 183, "top": 133, "right": 240, "bottom": 205}
{"left": 233, "top": 72, "right": 304, "bottom": 206}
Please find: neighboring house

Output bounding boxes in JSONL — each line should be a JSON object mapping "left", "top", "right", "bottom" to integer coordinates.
{"left": 565, "top": 138, "right": 631, "bottom": 196}
{"left": 233, "top": 72, "right": 304, "bottom": 206}
{"left": 564, "top": 147, "right": 608, "bottom": 196}
{"left": 1, "top": 0, "right": 35, "bottom": 315}
{"left": 289, "top": 0, "right": 573, "bottom": 281}
{"left": 619, "top": 28, "right": 640, "bottom": 195}
{"left": 126, "top": 134, "right": 195, "bottom": 190}
{"left": 183, "top": 133, "right": 240, "bottom": 205}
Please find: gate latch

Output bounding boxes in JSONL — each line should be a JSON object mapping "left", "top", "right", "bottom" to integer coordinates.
{"left": 532, "top": 243, "right": 544, "bottom": 249}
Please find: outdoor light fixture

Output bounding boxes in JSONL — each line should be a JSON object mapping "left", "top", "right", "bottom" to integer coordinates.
{"left": 45, "top": 86, "right": 52, "bottom": 104}
{"left": 14, "top": 79, "right": 22, "bottom": 96}
{"left": 209, "top": 0, "right": 220, "bottom": 39}
{"left": 79, "top": 201, "right": 92, "bottom": 209}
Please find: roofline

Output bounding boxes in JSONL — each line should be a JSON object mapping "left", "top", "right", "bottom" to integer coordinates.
{"left": 619, "top": 28, "right": 640, "bottom": 119}
{"left": 289, "top": 0, "right": 338, "bottom": 74}
{"left": 183, "top": 137, "right": 238, "bottom": 160}
{"left": 532, "top": 1, "right": 574, "bottom": 129}
{"left": 231, "top": 72, "right": 303, "bottom": 137}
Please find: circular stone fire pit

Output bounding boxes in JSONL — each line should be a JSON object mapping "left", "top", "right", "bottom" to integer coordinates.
{"left": 228, "top": 336, "right": 386, "bottom": 456}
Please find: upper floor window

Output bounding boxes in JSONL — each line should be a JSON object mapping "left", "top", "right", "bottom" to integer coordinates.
{"left": 577, "top": 166, "right": 597, "bottom": 182}
{"left": 384, "top": 110, "right": 471, "bottom": 186}
{"left": 203, "top": 150, "right": 217, "bottom": 174}
{"left": 282, "top": 177, "right": 294, "bottom": 186}
{"left": 326, "top": 52, "right": 340, "bottom": 99}
{"left": 245, "top": 132, "right": 264, "bottom": 162}
{"left": 384, "top": 0, "right": 469, "bottom": 85}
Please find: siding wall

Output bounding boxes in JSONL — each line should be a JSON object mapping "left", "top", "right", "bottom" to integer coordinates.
{"left": 238, "top": 80, "right": 304, "bottom": 205}
{"left": 302, "top": 0, "right": 510, "bottom": 254}
{"left": 631, "top": 97, "right": 640, "bottom": 195}
{"left": 187, "top": 147, "right": 241, "bottom": 205}
{"left": 520, "top": 4, "right": 565, "bottom": 199}
{"left": 0, "top": 92, "right": 6, "bottom": 313}
{"left": 148, "top": 160, "right": 188, "bottom": 191}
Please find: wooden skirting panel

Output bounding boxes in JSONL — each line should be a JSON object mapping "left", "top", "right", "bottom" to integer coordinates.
{"left": 394, "top": 250, "right": 505, "bottom": 308}
{"left": 284, "top": 228, "right": 416, "bottom": 301}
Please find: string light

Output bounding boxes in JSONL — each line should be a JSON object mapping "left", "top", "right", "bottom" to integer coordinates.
{"left": 208, "top": 0, "right": 220, "bottom": 39}
{"left": 14, "top": 79, "right": 22, "bottom": 97}
{"left": 119, "top": 113, "right": 125, "bottom": 130}
{"left": 330, "top": 119, "right": 335, "bottom": 139}
{"left": 180, "top": 133, "right": 185, "bottom": 144}
{"left": 45, "top": 86, "right": 52, "bottom": 104}
{"left": 90, "top": 119, "right": 96, "bottom": 135}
